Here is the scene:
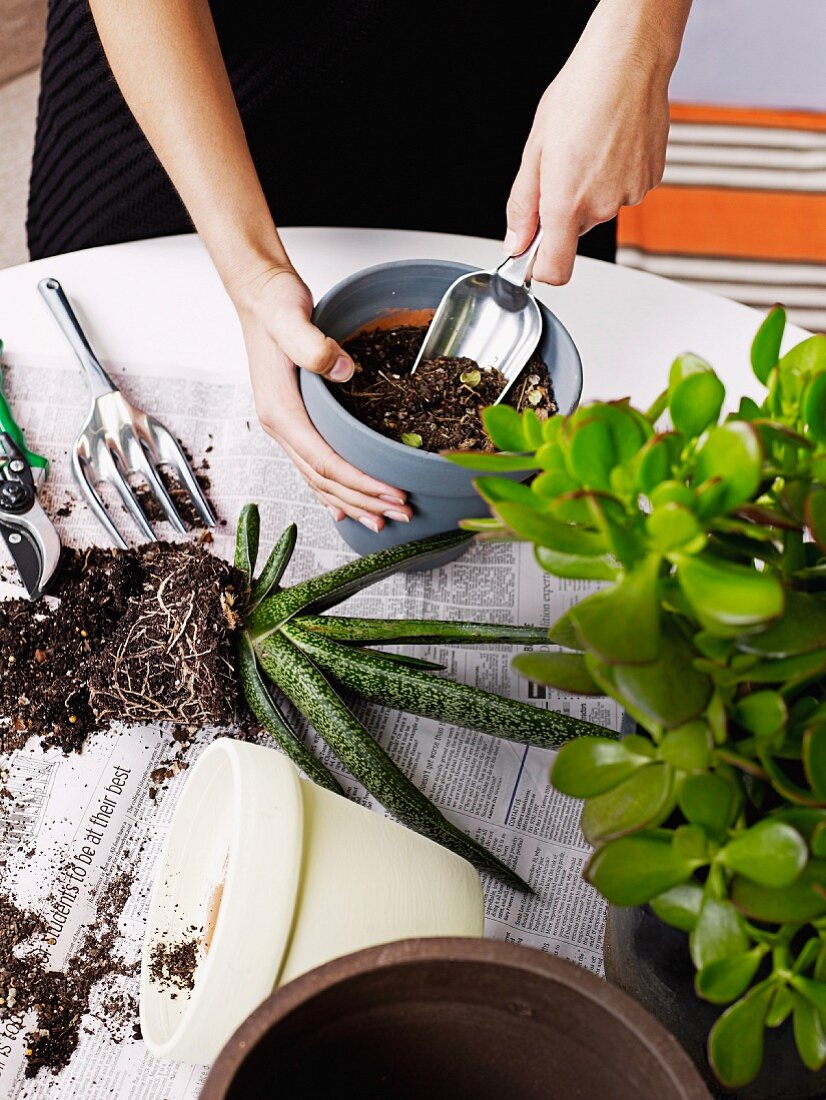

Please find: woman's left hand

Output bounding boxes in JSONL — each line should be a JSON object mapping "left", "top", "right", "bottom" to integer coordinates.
{"left": 504, "top": 0, "right": 692, "bottom": 285}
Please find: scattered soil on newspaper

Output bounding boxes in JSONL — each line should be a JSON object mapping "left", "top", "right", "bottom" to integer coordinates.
{"left": 148, "top": 931, "right": 200, "bottom": 996}
{"left": 0, "top": 870, "right": 137, "bottom": 1078}
{"left": 337, "top": 324, "right": 557, "bottom": 452}
{"left": 0, "top": 543, "right": 241, "bottom": 754}
{"left": 129, "top": 442, "right": 216, "bottom": 529}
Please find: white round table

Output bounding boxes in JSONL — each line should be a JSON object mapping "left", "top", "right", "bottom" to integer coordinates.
{"left": 0, "top": 227, "right": 808, "bottom": 408}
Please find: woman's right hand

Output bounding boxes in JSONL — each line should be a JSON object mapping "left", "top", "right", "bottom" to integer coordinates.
{"left": 233, "top": 265, "right": 412, "bottom": 532}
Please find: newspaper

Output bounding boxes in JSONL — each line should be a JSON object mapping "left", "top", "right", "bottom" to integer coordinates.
{"left": 0, "top": 355, "right": 622, "bottom": 1099}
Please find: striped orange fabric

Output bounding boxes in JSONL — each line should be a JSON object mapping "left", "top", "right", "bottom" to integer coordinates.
{"left": 669, "top": 103, "right": 826, "bottom": 132}
{"left": 617, "top": 103, "right": 826, "bottom": 330}
{"left": 618, "top": 189, "right": 826, "bottom": 263}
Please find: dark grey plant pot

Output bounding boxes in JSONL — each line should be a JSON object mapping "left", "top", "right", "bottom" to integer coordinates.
{"left": 303, "top": 259, "right": 583, "bottom": 564}
{"left": 604, "top": 904, "right": 826, "bottom": 1100}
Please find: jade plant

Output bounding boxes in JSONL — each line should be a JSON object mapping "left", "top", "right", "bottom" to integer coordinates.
{"left": 449, "top": 307, "right": 826, "bottom": 1090}
{"left": 233, "top": 514, "right": 608, "bottom": 892}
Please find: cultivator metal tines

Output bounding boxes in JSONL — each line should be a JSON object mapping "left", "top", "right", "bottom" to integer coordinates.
{"left": 38, "top": 277, "right": 215, "bottom": 549}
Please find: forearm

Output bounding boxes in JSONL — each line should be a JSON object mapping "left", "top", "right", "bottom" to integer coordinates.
{"left": 581, "top": 0, "right": 693, "bottom": 78}
{"left": 89, "top": 0, "right": 285, "bottom": 298}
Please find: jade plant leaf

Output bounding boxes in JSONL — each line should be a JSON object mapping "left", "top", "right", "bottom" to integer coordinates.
{"left": 669, "top": 352, "right": 714, "bottom": 387}
{"left": 551, "top": 737, "right": 651, "bottom": 798}
{"left": 736, "top": 592, "right": 826, "bottom": 658}
{"left": 482, "top": 405, "right": 533, "bottom": 451}
{"left": 569, "top": 554, "right": 662, "bottom": 664}
{"left": 474, "top": 477, "right": 538, "bottom": 508}
{"left": 767, "top": 986, "right": 795, "bottom": 1029}
{"left": 751, "top": 305, "right": 786, "bottom": 384}
{"left": 670, "top": 370, "right": 726, "bottom": 437}
{"left": 585, "top": 831, "right": 703, "bottom": 906}
{"left": 534, "top": 544, "right": 618, "bottom": 582}
{"left": 803, "top": 372, "right": 826, "bottom": 444}
{"left": 731, "top": 863, "right": 826, "bottom": 923}
{"left": 658, "top": 721, "right": 713, "bottom": 771}
{"left": 447, "top": 451, "right": 541, "bottom": 472}
{"left": 512, "top": 651, "right": 602, "bottom": 695}
{"left": 720, "top": 820, "right": 808, "bottom": 888}
{"left": 676, "top": 553, "right": 784, "bottom": 637}
{"left": 491, "top": 503, "right": 609, "bottom": 556}
{"left": 635, "top": 433, "right": 683, "bottom": 495}
{"left": 696, "top": 948, "right": 765, "bottom": 1005}
{"left": 792, "top": 992, "right": 826, "bottom": 1072}
{"left": 650, "top": 882, "right": 704, "bottom": 932}
{"left": 779, "top": 333, "right": 826, "bottom": 381}
{"left": 690, "top": 896, "right": 749, "bottom": 970}
{"left": 804, "top": 725, "right": 826, "bottom": 801}
{"left": 580, "top": 763, "right": 675, "bottom": 845}
{"left": 708, "top": 980, "right": 775, "bottom": 1089}
{"left": 679, "top": 772, "right": 736, "bottom": 839}
{"left": 646, "top": 503, "right": 704, "bottom": 553}
{"left": 694, "top": 422, "right": 763, "bottom": 517}
{"left": 790, "top": 976, "right": 826, "bottom": 1017}
{"left": 733, "top": 691, "right": 788, "bottom": 740}
{"left": 612, "top": 619, "right": 712, "bottom": 729}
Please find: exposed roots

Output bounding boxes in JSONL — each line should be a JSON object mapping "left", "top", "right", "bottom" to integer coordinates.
{"left": 88, "top": 543, "right": 240, "bottom": 729}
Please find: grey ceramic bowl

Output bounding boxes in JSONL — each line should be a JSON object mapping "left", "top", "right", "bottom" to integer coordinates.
{"left": 303, "top": 259, "right": 583, "bottom": 559}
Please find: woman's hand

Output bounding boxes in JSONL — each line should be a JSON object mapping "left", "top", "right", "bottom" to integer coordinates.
{"left": 504, "top": 0, "right": 691, "bottom": 285}
{"left": 234, "top": 266, "right": 412, "bottom": 531}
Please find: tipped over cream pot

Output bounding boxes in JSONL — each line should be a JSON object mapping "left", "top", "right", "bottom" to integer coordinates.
{"left": 139, "top": 739, "right": 485, "bottom": 1065}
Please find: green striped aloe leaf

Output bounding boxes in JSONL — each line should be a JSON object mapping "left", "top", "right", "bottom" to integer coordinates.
{"left": 247, "top": 529, "right": 473, "bottom": 637}
{"left": 257, "top": 630, "right": 528, "bottom": 890}
{"left": 251, "top": 523, "right": 297, "bottom": 607}
{"left": 282, "top": 623, "right": 611, "bottom": 750}
{"left": 292, "top": 614, "right": 550, "bottom": 647}
{"left": 237, "top": 632, "right": 342, "bottom": 794}
{"left": 235, "top": 503, "right": 261, "bottom": 583}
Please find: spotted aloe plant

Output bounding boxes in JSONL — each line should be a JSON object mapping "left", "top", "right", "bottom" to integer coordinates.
{"left": 233, "top": 514, "right": 609, "bottom": 892}
{"left": 449, "top": 307, "right": 826, "bottom": 1089}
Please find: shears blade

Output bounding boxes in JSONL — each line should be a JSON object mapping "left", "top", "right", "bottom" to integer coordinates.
{"left": 0, "top": 518, "right": 48, "bottom": 598}
{"left": 0, "top": 434, "right": 61, "bottom": 600}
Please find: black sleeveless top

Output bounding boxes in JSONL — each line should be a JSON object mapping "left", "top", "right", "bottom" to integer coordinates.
{"left": 27, "top": 1, "right": 613, "bottom": 262}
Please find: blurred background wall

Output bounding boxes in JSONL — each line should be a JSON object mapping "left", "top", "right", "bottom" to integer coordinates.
{"left": 618, "top": 0, "right": 826, "bottom": 330}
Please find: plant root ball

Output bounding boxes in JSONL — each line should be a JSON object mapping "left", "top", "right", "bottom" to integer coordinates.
{"left": 88, "top": 543, "right": 241, "bottom": 728}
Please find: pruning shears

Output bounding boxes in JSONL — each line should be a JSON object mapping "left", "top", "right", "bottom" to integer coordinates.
{"left": 0, "top": 341, "right": 61, "bottom": 599}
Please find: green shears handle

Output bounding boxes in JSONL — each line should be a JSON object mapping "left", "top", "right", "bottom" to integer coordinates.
{"left": 0, "top": 340, "right": 48, "bottom": 472}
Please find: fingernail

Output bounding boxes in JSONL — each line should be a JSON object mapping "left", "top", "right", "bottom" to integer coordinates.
{"left": 502, "top": 228, "right": 518, "bottom": 257}
{"left": 329, "top": 356, "right": 354, "bottom": 382}
{"left": 358, "top": 515, "right": 382, "bottom": 533}
{"left": 379, "top": 493, "right": 406, "bottom": 506}
{"left": 383, "top": 510, "right": 410, "bottom": 523}
{"left": 327, "top": 506, "right": 343, "bottom": 522}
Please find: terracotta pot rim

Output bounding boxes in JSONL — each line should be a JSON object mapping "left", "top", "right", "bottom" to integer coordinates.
{"left": 200, "top": 936, "right": 710, "bottom": 1100}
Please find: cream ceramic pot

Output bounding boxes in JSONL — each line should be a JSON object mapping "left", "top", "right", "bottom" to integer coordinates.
{"left": 139, "top": 739, "right": 484, "bottom": 1066}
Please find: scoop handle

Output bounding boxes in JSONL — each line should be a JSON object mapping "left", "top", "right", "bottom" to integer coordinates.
{"left": 497, "top": 226, "right": 544, "bottom": 288}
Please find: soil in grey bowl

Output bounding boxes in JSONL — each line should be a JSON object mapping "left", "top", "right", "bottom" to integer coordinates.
{"left": 337, "top": 325, "right": 557, "bottom": 453}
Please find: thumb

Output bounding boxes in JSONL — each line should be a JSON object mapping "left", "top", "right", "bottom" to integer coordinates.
{"left": 504, "top": 154, "right": 541, "bottom": 258}
{"left": 270, "top": 275, "right": 354, "bottom": 383}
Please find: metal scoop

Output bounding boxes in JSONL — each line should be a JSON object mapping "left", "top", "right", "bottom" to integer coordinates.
{"left": 410, "top": 227, "right": 543, "bottom": 403}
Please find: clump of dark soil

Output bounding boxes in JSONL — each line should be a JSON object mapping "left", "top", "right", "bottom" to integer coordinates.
{"left": 0, "top": 544, "right": 241, "bottom": 755}
{"left": 0, "top": 870, "right": 137, "bottom": 1078}
{"left": 148, "top": 931, "right": 200, "bottom": 996}
{"left": 130, "top": 446, "right": 215, "bottom": 529}
{"left": 337, "top": 324, "right": 557, "bottom": 452}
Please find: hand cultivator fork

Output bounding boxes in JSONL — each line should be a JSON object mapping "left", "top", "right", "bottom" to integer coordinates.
{"left": 38, "top": 277, "right": 215, "bottom": 549}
